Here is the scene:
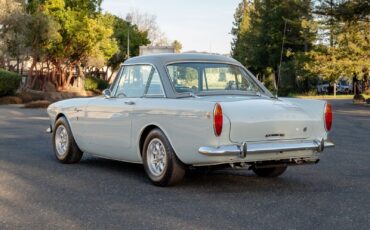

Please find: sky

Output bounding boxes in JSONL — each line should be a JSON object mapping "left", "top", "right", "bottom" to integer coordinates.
{"left": 101, "top": 0, "right": 241, "bottom": 54}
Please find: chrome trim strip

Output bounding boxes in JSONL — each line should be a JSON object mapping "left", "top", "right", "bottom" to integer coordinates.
{"left": 198, "top": 140, "right": 335, "bottom": 158}
{"left": 324, "top": 141, "right": 335, "bottom": 148}
{"left": 198, "top": 145, "right": 242, "bottom": 156}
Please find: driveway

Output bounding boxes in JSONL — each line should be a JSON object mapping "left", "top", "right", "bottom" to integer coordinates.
{"left": 0, "top": 100, "right": 369, "bottom": 229}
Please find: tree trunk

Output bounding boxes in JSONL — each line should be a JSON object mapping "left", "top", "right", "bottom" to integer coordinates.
{"left": 50, "top": 65, "right": 57, "bottom": 89}
{"left": 363, "top": 74, "right": 368, "bottom": 92}
{"left": 27, "top": 59, "right": 37, "bottom": 89}
{"left": 65, "top": 66, "right": 74, "bottom": 89}
{"left": 16, "top": 56, "right": 20, "bottom": 74}
{"left": 20, "top": 59, "right": 24, "bottom": 76}
{"left": 77, "top": 63, "right": 85, "bottom": 89}
{"left": 30, "top": 69, "right": 38, "bottom": 90}
{"left": 60, "top": 65, "right": 75, "bottom": 90}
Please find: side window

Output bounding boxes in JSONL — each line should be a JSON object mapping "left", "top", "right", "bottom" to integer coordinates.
{"left": 167, "top": 65, "right": 199, "bottom": 93}
{"left": 114, "top": 65, "right": 164, "bottom": 98}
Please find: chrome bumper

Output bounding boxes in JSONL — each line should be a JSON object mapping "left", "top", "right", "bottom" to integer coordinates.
{"left": 198, "top": 139, "right": 335, "bottom": 158}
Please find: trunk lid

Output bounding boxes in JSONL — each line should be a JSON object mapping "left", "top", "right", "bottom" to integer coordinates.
{"left": 220, "top": 98, "right": 313, "bottom": 142}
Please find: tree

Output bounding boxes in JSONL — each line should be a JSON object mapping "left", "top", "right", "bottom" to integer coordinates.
{"left": 0, "top": 0, "right": 25, "bottom": 69}
{"left": 0, "top": 0, "right": 23, "bottom": 20}
{"left": 107, "top": 15, "right": 150, "bottom": 77}
{"left": 307, "top": 0, "right": 370, "bottom": 93}
{"left": 36, "top": 0, "right": 119, "bottom": 89}
{"left": 0, "top": 0, "right": 152, "bottom": 91}
{"left": 172, "top": 40, "right": 182, "bottom": 53}
{"left": 128, "top": 9, "right": 169, "bottom": 46}
{"left": 231, "top": 0, "right": 254, "bottom": 67}
{"left": 231, "top": 0, "right": 316, "bottom": 94}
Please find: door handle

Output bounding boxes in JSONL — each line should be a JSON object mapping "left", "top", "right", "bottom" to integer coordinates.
{"left": 124, "top": 101, "right": 135, "bottom": 105}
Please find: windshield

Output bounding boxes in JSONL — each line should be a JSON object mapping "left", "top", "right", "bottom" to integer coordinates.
{"left": 166, "top": 62, "right": 264, "bottom": 96}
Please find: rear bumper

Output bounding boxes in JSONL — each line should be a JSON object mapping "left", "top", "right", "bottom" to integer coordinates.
{"left": 198, "top": 139, "right": 334, "bottom": 158}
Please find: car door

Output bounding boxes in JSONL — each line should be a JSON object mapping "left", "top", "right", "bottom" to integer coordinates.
{"left": 82, "top": 65, "right": 156, "bottom": 162}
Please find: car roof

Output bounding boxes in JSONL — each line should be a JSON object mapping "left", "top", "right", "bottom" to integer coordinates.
{"left": 123, "top": 53, "right": 241, "bottom": 66}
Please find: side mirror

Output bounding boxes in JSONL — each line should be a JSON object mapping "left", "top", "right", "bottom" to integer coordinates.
{"left": 102, "top": 89, "right": 112, "bottom": 99}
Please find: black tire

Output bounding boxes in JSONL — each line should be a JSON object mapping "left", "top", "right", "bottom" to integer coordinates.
{"left": 142, "top": 129, "right": 186, "bottom": 186}
{"left": 53, "top": 117, "right": 83, "bottom": 164}
{"left": 252, "top": 166, "right": 287, "bottom": 177}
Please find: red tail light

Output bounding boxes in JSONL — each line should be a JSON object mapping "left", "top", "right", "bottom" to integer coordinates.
{"left": 324, "top": 103, "right": 333, "bottom": 132}
{"left": 213, "top": 103, "right": 223, "bottom": 136}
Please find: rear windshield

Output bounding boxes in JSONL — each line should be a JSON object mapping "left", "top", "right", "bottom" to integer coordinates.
{"left": 166, "top": 62, "right": 264, "bottom": 96}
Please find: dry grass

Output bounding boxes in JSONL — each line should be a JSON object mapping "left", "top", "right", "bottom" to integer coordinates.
{"left": 18, "top": 91, "right": 45, "bottom": 103}
{"left": 295, "top": 94, "right": 370, "bottom": 100}
{"left": 23, "top": 100, "right": 51, "bottom": 108}
{"left": 0, "top": 96, "right": 23, "bottom": 105}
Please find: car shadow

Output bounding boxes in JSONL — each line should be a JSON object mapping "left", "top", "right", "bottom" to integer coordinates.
{"left": 76, "top": 155, "right": 319, "bottom": 193}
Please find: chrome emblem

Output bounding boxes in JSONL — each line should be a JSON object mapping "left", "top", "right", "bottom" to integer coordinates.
{"left": 265, "top": 133, "right": 285, "bottom": 138}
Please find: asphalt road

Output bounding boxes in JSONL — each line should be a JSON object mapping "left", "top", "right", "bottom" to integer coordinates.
{"left": 0, "top": 100, "right": 369, "bottom": 230}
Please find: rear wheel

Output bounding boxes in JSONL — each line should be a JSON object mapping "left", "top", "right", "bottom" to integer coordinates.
{"left": 53, "top": 117, "right": 83, "bottom": 164}
{"left": 142, "top": 129, "right": 186, "bottom": 186}
{"left": 252, "top": 166, "right": 287, "bottom": 177}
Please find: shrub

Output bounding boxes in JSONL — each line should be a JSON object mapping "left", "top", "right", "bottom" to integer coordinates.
{"left": 23, "top": 100, "right": 51, "bottom": 108}
{"left": 0, "top": 69, "right": 22, "bottom": 96}
{"left": 0, "top": 96, "right": 23, "bottom": 104}
{"left": 353, "top": 94, "right": 365, "bottom": 103}
{"left": 84, "top": 77, "right": 109, "bottom": 91}
{"left": 18, "top": 91, "right": 45, "bottom": 103}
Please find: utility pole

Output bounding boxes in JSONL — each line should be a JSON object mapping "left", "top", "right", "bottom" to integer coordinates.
{"left": 126, "top": 14, "right": 132, "bottom": 59}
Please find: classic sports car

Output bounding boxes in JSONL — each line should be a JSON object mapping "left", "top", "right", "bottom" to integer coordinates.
{"left": 47, "top": 54, "right": 334, "bottom": 186}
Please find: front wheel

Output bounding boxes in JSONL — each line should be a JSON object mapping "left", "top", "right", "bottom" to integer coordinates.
{"left": 142, "top": 129, "right": 186, "bottom": 186}
{"left": 53, "top": 117, "right": 83, "bottom": 164}
{"left": 252, "top": 166, "right": 287, "bottom": 177}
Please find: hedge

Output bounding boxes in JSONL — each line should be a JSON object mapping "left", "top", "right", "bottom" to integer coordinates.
{"left": 0, "top": 69, "right": 22, "bottom": 96}
{"left": 84, "top": 76, "right": 109, "bottom": 91}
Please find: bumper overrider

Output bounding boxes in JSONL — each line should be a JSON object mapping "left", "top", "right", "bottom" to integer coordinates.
{"left": 46, "top": 125, "right": 52, "bottom": 133}
{"left": 198, "top": 139, "right": 335, "bottom": 158}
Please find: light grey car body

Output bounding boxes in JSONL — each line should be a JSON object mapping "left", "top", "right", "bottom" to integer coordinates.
{"left": 47, "top": 54, "right": 334, "bottom": 167}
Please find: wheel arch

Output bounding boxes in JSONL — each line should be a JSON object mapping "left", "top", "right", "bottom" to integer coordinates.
{"left": 137, "top": 124, "right": 182, "bottom": 163}
{"left": 138, "top": 124, "right": 160, "bottom": 157}
{"left": 54, "top": 112, "right": 72, "bottom": 128}
{"left": 53, "top": 112, "right": 84, "bottom": 152}
{"left": 55, "top": 112, "right": 66, "bottom": 122}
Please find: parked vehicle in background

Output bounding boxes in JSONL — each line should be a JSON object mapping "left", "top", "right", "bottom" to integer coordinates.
{"left": 317, "top": 80, "right": 329, "bottom": 94}
{"left": 46, "top": 54, "right": 335, "bottom": 186}
{"left": 336, "top": 80, "right": 352, "bottom": 94}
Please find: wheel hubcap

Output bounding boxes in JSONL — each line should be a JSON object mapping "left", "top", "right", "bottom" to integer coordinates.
{"left": 147, "top": 138, "right": 167, "bottom": 177}
{"left": 55, "top": 125, "right": 69, "bottom": 157}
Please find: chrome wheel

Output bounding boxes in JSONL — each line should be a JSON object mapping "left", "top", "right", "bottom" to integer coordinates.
{"left": 55, "top": 125, "right": 69, "bottom": 157}
{"left": 146, "top": 138, "right": 167, "bottom": 177}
